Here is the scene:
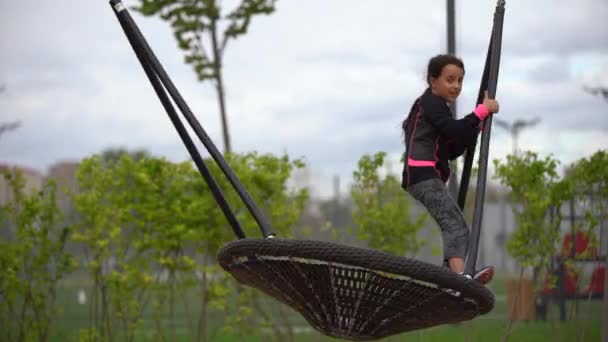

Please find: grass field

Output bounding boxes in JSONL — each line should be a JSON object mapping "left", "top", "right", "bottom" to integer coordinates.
{"left": 45, "top": 274, "right": 603, "bottom": 342}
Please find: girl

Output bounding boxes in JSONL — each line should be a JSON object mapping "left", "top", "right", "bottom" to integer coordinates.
{"left": 401, "top": 54, "right": 499, "bottom": 285}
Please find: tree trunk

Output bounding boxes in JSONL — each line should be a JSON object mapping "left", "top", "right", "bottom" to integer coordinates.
{"left": 170, "top": 269, "right": 176, "bottom": 342}
{"left": 277, "top": 302, "right": 294, "bottom": 342}
{"left": 101, "top": 282, "right": 113, "bottom": 342}
{"left": 603, "top": 241, "right": 608, "bottom": 342}
{"left": 91, "top": 272, "right": 98, "bottom": 341}
{"left": 251, "top": 292, "right": 285, "bottom": 341}
{"left": 595, "top": 187, "right": 608, "bottom": 342}
{"left": 501, "top": 267, "right": 525, "bottom": 342}
{"left": 211, "top": 19, "right": 232, "bottom": 154}
{"left": 198, "top": 251, "right": 208, "bottom": 342}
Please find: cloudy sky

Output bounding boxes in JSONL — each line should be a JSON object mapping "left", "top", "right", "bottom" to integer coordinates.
{"left": 1, "top": 0, "right": 606, "bottom": 198}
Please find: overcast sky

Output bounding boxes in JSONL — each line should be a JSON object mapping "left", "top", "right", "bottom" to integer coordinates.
{"left": 1, "top": 0, "right": 606, "bottom": 198}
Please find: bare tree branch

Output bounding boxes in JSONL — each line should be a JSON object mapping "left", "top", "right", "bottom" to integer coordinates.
{"left": 584, "top": 86, "right": 608, "bottom": 101}
{"left": 0, "top": 84, "right": 21, "bottom": 140}
{"left": 0, "top": 121, "right": 21, "bottom": 139}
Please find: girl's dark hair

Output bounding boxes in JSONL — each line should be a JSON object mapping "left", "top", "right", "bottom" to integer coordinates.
{"left": 401, "top": 54, "right": 465, "bottom": 141}
{"left": 425, "top": 54, "right": 465, "bottom": 86}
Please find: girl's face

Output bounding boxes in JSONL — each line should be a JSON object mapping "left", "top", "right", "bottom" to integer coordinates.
{"left": 430, "top": 64, "right": 464, "bottom": 103}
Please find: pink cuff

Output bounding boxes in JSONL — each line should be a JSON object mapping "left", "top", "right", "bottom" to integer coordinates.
{"left": 474, "top": 104, "right": 490, "bottom": 120}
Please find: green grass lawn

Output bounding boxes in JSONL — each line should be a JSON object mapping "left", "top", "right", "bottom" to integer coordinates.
{"left": 46, "top": 274, "right": 603, "bottom": 342}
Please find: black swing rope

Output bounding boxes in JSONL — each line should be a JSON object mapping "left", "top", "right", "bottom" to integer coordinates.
{"left": 108, "top": 0, "right": 272, "bottom": 240}
{"left": 109, "top": 1, "right": 505, "bottom": 340}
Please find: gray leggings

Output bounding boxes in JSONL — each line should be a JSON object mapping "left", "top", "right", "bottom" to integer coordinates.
{"left": 406, "top": 178, "right": 469, "bottom": 264}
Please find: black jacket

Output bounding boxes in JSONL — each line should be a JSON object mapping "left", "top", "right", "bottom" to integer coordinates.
{"left": 401, "top": 88, "right": 483, "bottom": 189}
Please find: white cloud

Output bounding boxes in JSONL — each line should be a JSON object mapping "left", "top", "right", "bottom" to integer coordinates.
{"left": 0, "top": 0, "right": 607, "bottom": 198}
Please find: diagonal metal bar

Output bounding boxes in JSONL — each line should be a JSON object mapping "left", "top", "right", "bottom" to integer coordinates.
{"left": 109, "top": 0, "right": 275, "bottom": 238}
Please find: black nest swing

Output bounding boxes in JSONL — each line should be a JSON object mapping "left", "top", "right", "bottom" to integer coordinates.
{"left": 109, "top": 1, "right": 506, "bottom": 340}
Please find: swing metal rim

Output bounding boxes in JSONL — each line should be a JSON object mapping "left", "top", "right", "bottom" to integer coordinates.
{"left": 218, "top": 237, "right": 495, "bottom": 315}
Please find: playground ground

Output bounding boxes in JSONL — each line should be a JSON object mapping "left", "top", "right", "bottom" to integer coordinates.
{"left": 48, "top": 273, "right": 602, "bottom": 342}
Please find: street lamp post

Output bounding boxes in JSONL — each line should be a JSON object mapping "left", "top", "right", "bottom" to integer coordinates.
{"left": 446, "top": 0, "right": 460, "bottom": 201}
{"left": 494, "top": 117, "right": 541, "bottom": 156}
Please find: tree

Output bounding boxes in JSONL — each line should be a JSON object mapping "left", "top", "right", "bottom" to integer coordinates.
{"left": 494, "top": 152, "right": 570, "bottom": 271}
{"left": 133, "top": 0, "right": 279, "bottom": 154}
{"left": 563, "top": 150, "right": 607, "bottom": 341}
{"left": 99, "top": 147, "right": 152, "bottom": 164}
{"left": 71, "top": 151, "right": 308, "bottom": 341}
{"left": 493, "top": 151, "right": 573, "bottom": 339}
{"left": 72, "top": 155, "right": 182, "bottom": 341}
{"left": 0, "top": 167, "right": 76, "bottom": 341}
{"left": 582, "top": 85, "right": 608, "bottom": 342}
{"left": 205, "top": 152, "right": 308, "bottom": 341}
{"left": 350, "top": 152, "right": 427, "bottom": 257}
{"left": 73, "top": 153, "right": 230, "bottom": 341}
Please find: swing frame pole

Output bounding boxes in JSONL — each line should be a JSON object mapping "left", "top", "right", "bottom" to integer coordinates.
{"left": 458, "top": 34, "right": 492, "bottom": 211}
{"left": 464, "top": 0, "right": 506, "bottom": 276}
{"left": 109, "top": 0, "right": 275, "bottom": 239}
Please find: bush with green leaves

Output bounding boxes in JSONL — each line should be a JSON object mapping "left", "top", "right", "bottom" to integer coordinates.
{"left": 565, "top": 150, "right": 607, "bottom": 257}
{"left": 494, "top": 150, "right": 607, "bottom": 271}
{"left": 71, "top": 151, "right": 308, "bottom": 341}
{"left": 350, "top": 152, "right": 427, "bottom": 256}
{"left": 494, "top": 150, "right": 607, "bottom": 338}
{"left": 493, "top": 151, "right": 571, "bottom": 272}
{"left": 0, "top": 167, "right": 77, "bottom": 342}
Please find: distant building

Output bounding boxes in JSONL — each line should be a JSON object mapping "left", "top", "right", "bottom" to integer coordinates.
{"left": 0, "top": 161, "right": 79, "bottom": 209}
{"left": 0, "top": 163, "right": 45, "bottom": 205}
{"left": 47, "top": 161, "right": 80, "bottom": 219}
{"left": 0, "top": 163, "right": 45, "bottom": 240}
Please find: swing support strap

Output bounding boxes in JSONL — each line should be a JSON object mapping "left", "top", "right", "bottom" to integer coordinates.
{"left": 108, "top": 0, "right": 274, "bottom": 239}
{"left": 461, "top": 0, "right": 506, "bottom": 276}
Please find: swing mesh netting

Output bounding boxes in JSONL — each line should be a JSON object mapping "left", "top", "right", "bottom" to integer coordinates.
{"left": 218, "top": 238, "right": 494, "bottom": 341}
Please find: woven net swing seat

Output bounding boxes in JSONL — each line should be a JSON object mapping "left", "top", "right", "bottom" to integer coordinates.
{"left": 109, "top": 0, "right": 506, "bottom": 339}
{"left": 218, "top": 238, "right": 494, "bottom": 340}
